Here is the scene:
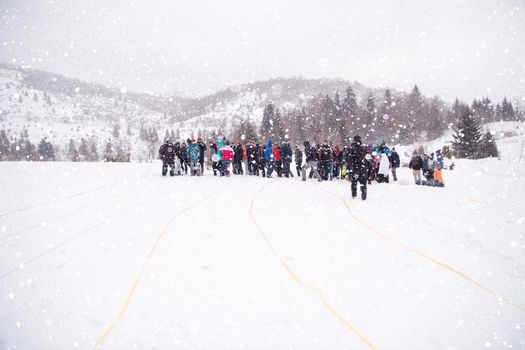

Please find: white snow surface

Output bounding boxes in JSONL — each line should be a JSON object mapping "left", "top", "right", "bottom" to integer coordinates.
{"left": 1, "top": 138, "right": 525, "bottom": 349}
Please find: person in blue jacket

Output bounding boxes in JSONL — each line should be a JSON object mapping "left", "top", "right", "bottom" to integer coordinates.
{"left": 265, "top": 138, "right": 275, "bottom": 178}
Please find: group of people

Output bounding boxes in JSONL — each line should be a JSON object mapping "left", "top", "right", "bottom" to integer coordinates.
{"left": 408, "top": 149, "right": 446, "bottom": 187}
{"left": 159, "top": 135, "right": 445, "bottom": 200}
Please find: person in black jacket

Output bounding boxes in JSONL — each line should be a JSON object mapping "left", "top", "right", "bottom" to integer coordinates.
{"left": 390, "top": 147, "right": 400, "bottom": 181}
{"left": 301, "top": 141, "right": 322, "bottom": 182}
{"left": 159, "top": 138, "right": 176, "bottom": 176}
{"left": 233, "top": 142, "right": 244, "bottom": 175}
{"left": 179, "top": 142, "right": 188, "bottom": 174}
{"left": 257, "top": 143, "right": 266, "bottom": 177}
{"left": 408, "top": 151, "right": 423, "bottom": 184}
{"left": 319, "top": 141, "right": 332, "bottom": 180}
{"left": 281, "top": 140, "right": 293, "bottom": 178}
{"left": 348, "top": 135, "right": 368, "bottom": 200}
{"left": 294, "top": 145, "right": 303, "bottom": 177}
{"left": 197, "top": 138, "right": 207, "bottom": 175}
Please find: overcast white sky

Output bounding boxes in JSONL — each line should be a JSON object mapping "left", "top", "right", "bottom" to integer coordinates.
{"left": 0, "top": 0, "right": 523, "bottom": 102}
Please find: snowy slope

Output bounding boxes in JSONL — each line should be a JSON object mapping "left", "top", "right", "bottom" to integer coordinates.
{"left": 1, "top": 133, "right": 524, "bottom": 349}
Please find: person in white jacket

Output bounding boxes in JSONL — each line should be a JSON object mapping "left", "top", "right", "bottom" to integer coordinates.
{"left": 377, "top": 152, "right": 391, "bottom": 183}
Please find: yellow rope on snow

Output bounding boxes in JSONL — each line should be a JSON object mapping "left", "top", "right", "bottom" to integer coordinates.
{"left": 92, "top": 190, "right": 221, "bottom": 349}
{"left": 249, "top": 180, "right": 378, "bottom": 350}
{"left": 315, "top": 182, "right": 525, "bottom": 314}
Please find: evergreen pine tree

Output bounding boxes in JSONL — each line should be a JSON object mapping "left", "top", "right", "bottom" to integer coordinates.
{"left": 478, "top": 131, "right": 499, "bottom": 158}
{"left": 104, "top": 141, "right": 114, "bottom": 162}
{"left": 67, "top": 138, "right": 79, "bottom": 161}
{"left": 426, "top": 98, "right": 446, "bottom": 140}
{"left": 363, "top": 93, "right": 377, "bottom": 141}
{"left": 112, "top": 124, "right": 120, "bottom": 139}
{"left": 378, "top": 88, "right": 393, "bottom": 138}
{"left": 89, "top": 141, "right": 99, "bottom": 162}
{"left": 260, "top": 101, "right": 275, "bottom": 141}
{"left": 78, "top": 138, "right": 89, "bottom": 160}
{"left": 452, "top": 107, "right": 482, "bottom": 158}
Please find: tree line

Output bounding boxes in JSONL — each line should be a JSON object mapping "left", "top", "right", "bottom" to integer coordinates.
{"left": 253, "top": 85, "right": 522, "bottom": 149}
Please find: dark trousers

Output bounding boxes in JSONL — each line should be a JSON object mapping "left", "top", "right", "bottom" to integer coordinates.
{"left": 283, "top": 160, "right": 293, "bottom": 177}
{"left": 275, "top": 161, "right": 282, "bottom": 177}
{"left": 296, "top": 162, "right": 302, "bottom": 177}
{"left": 321, "top": 161, "right": 330, "bottom": 180}
{"left": 267, "top": 159, "right": 275, "bottom": 177}
{"left": 351, "top": 173, "right": 367, "bottom": 200}
{"left": 162, "top": 161, "right": 175, "bottom": 176}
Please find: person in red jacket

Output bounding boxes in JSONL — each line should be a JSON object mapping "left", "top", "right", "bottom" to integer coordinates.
{"left": 274, "top": 144, "right": 282, "bottom": 177}
{"left": 218, "top": 140, "right": 234, "bottom": 177}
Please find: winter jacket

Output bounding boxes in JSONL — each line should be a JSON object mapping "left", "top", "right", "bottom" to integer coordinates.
{"left": 246, "top": 144, "right": 257, "bottom": 162}
{"left": 281, "top": 142, "right": 293, "bottom": 162}
{"left": 209, "top": 143, "right": 218, "bottom": 160}
{"left": 234, "top": 144, "right": 243, "bottom": 162}
{"left": 188, "top": 143, "right": 201, "bottom": 162}
{"left": 273, "top": 147, "right": 281, "bottom": 161}
{"left": 179, "top": 146, "right": 188, "bottom": 161}
{"left": 197, "top": 142, "right": 207, "bottom": 162}
{"left": 304, "top": 141, "right": 317, "bottom": 162}
{"left": 159, "top": 143, "right": 176, "bottom": 162}
{"left": 390, "top": 151, "right": 400, "bottom": 168}
{"left": 319, "top": 145, "right": 332, "bottom": 161}
{"left": 435, "top": 151, "right": 444, "bottom": 169}
{"left": 409, "top": 155, "right": 423, "bottom": 170}
{"left": 348, "top": 141, "right": 368, "bottom": 175}
{"left": 219, "top": 145, "right": 234, "bottom": 161}
{"left": 294, "top": 148, "right": 303, "bottom": 164}
{"left": 265, "top": 139, "right": 274, "bottom": 161}
{"left": 378, "top": 153, "right": 391, "bottom": 175}
{"left": 334, "top": 148, "right": 343, "bottom": 165}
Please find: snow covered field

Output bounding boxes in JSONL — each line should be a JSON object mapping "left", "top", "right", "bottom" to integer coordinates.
{"left": 1, "top": 149, "right": 524, "bottom": 349}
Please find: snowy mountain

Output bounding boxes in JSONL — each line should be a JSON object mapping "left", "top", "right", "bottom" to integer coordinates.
{"left": 0, "top": 64, "right": 373, "bottom": 160}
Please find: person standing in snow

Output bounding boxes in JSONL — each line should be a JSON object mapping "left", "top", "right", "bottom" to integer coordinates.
{"left": 179, "top": 142, "right": 188, "bottom": 175}
{"left": 408, "top": 151, "right": 423, "bottom": 184}
{"left": 209, "top": 141, "right": 219, "bottom": 176}
{"left": 174, "top": 141, "right": 182, "bottom": 175}
{"left": 233, "top": 142, "right": 244, "bottom": 175}
{"left": 242, "top": 143, "right": 249, "bottom": 175}
{"left": 294, "top": 145, "right": 303, "bottom": 177}
{"left": 246, "top": 142, "right": 257, "bottom": 175}
{"left": 422, "top": 153, "right": 435, "bottom": 185}
{"left": 197, "top": 137, "right": 207, "bottom": 175}
{"left": 218, "top": 140, "right": 234, "bottom": 177}
{"left": 319, "top": 141, "right": 332, "bottom": 180}
{"left": 376, "top": 152, "right": 391, "bottom": 183}
{"left": 390, "top": 147, "right": 400, "bottom": 181}
{"left": 434, "top": 149, "right": 445, "bottom": 187}
{"left": 281, "top": 139, "right": 293, "bottom": 178}
{"left": 265, "top": 138, "right": 275, "bottom": 178}
{"left": 159, "top": 138, "right": 176, "bottom": 176}
{"left": 187, "top": 139, "right": 202, "bottom": 176}
{"left": 273, "top": 143, "right": 282, "bottom": 177}
{"left": 348, "top": 135, "right": 368, "bottom": 200}
{"left": 257, "top": 143, "right": 266, "bottom": 177}
{"left": 301, "top": 140, "right": 322, "bottom": 182}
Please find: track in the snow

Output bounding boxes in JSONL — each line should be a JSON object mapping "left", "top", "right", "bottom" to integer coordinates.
{"left": 313, "top": 181, "right": 525, "bottom": 314}
{"left": 248, "top": 179, "right": 377, "bottom": 350}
